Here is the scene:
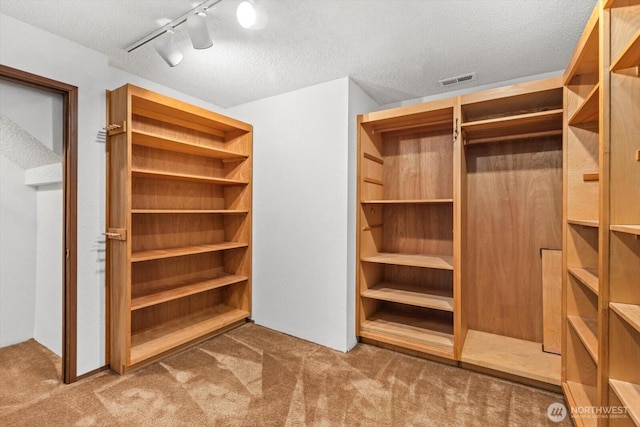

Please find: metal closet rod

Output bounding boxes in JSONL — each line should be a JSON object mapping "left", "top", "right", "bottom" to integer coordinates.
{"left": 125, "top": 0, "right": 224, "bottom": 53}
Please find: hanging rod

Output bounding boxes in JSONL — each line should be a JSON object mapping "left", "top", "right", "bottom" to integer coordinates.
{"left": 125, "top": 0, "right": 224, "bottom": 53}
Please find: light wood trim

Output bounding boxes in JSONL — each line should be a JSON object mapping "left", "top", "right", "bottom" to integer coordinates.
{"left": 361, "top": 253, "right": 454, "bottom": 270}
{"left": 463, "top": 129, "right": 562, "bottom": 146}
{"left": 568, "top": 267, "right": 600, "bottom": 295}
{"left": 568, "top": 84, "right": 600, "bottom": 125}
{"left": 131, "top": 275, "right": 248, "bottom": 310}
{"left": 453, "top": 97, "right": 465, "bottom": 360}
{"left": 132, "top": 167, "right": 248, "bottom": 185}
{"left": 609, "top": 379, "right": 640, "bottom": 426}
{"left": 568, "top": 219, "right": 600, "bottom": 228}
{"left": 461, "top": 330, "right": 561, "bottom": 386}
{"left": 361, "top": 282, "right": 453, "bottom": 312}
{"left": 542, "top": 249, "right": 563, "bottom": 354}
{"left": 131, "top": 242, "right": 248, "bottom": 263}
{"left": 359, "top": 97, "right": 455, "bottom": 125}
{"left": 130, "top": 305, "right": 249, "bottom": 365}
{"left": 567, "top": 315, "right": 599, "bottom": 363}
{"left": 610, "top": 303, "right": 640, "bottom": 334}
{"left": 460, "top": 76, "right": 563, "bottom": 105}
{"left": 611, "top": 28, "right": 640, "bottom": 71}
{"left": 131, "top": 130, "right": 247, "bottom": 160}
{"left": 564, "top": 2, "right": 601, "bottom": 83}
{"left": 363, "top": 152, "right": 384, "bottom": 164}
{"left": 563, "top": 381, "right": 598, "bottom": 427}
{"left": 361, "top": 199, "right": 453, "bottom": 205}
{"left": 363, "top": 177, "right": 384, "bottom": 186}
{"left": 610, "top": 224, "right": 640, "bottom": 235}
{"left": 583, "top": 173, "right": 600, "bottom": 181}
{"left": 131, "top": 209, "right": 248, "bottom": 214}
{"left": 0, "top": 64, "right": 79, "bottom": 384}
{"left": 462, "top": 109, "right": 563, "bottom": 144}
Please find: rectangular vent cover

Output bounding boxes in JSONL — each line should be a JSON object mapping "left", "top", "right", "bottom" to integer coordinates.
{"left": 438, "top": 72, "right": 476, "bottom": 87}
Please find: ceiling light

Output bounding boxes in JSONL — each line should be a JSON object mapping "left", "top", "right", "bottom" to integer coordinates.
{"left": 154, "top": 30, "right": 183, "bottom": 67}
{"left": 237, "top": 1, "right": 267, "bottom": 29}
{"left": 186, "top": 12, "right": 213, "bottom": 49}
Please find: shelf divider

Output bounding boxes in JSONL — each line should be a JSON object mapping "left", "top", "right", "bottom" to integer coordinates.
{"left": 610, "top": 28, "right": 640, "bottom": 72}
{"left": 568, "top": 219, "right": 599, "bottom": 228}
{"left": 132, "top": 167, "right": 248, "bottom": 186}
{"left": 132, "top": 130, "right": 247, "bottom": 160}
{"left": 131, "top": 209, "right": 248, "bottom": 214}
{"left": 361, "top": 282, "right": 453, "bottom": 312}
{"left": 610, "top": 303, "right": 640, "bottom": 335}
{"left": 568, "top": 267, "right": 599, "bottom": 295}
{"left": 567, "top": 316, "right": 599, "bottom": 363}
{"left": 131, "top": 242, "right": 248, "bottom": 263}
{"left": 568, "top": 84, "right": 599, "bottom": 125}
{"left": 361, "top": 253, "right": 454, "bottom": 270}
{"left": 610, "top": 224, "right": 640, "bottom": 236}
{"left": 609, "top": 379, "right": 640, "bottom": 426}
{"left": 361, "top": 199, "right": 453, "bottom": 205}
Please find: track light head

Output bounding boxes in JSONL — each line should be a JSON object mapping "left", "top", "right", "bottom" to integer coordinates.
{"left": 154, "top": 31, "right": 183, "bottom": 67}
{"left": 186, "top": 12, "right": 213, "bottom": 49}
{"left": 237, "top": 1, "right": 267, "bottom": 30}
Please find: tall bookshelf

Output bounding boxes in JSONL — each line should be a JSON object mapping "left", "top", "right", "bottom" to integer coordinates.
{"left": 356, "top": 99, "right": 459, "bottom": 362}
{"left": 605, "top": 1, "right": 640, "bottom": 426}
{"left": 106, "top": 84, "right": 252, "bottom": 374}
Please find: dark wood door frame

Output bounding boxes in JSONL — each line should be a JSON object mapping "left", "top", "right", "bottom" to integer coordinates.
{"left": 0, "top": 64, "right": 78, "bottom": 384}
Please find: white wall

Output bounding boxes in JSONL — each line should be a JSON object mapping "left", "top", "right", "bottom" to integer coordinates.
{"left": 0, "top": 13, "right": 227, "bottom": 375}
{"left": 33, "top": 183, "right": 63, "bottom": 355}
{"left": 0, "top": 155, "right": 37, "bottom": 347}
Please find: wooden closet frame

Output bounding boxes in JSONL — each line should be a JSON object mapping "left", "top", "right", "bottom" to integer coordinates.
{"left": 0, "top": 64, "right": 78, "bottom": 384}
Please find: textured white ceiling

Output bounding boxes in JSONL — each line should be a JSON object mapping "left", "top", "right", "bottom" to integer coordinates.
{"left": 0, "top": 0, "right": 596, "bottom": 108}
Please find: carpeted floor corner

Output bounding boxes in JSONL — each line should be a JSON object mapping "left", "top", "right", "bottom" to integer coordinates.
{"left": 0, "top": 323, "right": 571, "bottom": 426}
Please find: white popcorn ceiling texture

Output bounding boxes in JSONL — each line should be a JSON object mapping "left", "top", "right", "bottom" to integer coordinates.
{"left": 0, "top": 0, "right": 596, "bottom": 108}
{"left": 0, "top": 114, "right": 61, "bottom": 170}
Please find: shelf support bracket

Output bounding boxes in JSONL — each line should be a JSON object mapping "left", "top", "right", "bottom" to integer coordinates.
{"left": 103, "top": 228, "right": 127, "bottom": 241}
{"left": 104, "top": 121, "right": 127, "bottom": 137}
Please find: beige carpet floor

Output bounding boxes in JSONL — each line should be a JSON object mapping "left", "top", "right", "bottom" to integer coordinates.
{"left": 0, "top": 323, "right": 571, "bottom": 426}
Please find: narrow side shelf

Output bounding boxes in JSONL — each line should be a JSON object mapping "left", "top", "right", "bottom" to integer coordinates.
{"left": 610, "top": 224, "right": 640, "bottom": 236}
{"left": 568, "top": 219, "right": 600, "bottom": 228}
{"left": 462, "top": 109, "right": 563, "bottom": 145}
{"left": 131, "top": 242, "right": 248, "bottom": 263}
{"left": 361, "top": 199, "right": 453, "bottom": 205}
{"left": 609, "top": 379, "right": 640, "bottom": 426}
{"left": 132, "top": 209, "right": 248, "bottom": 214}
{"left": 360, "top": 311, "right": 454, "bottom": 359}
{"left": 130, "top": 305, "right": 249, "bottom": 365}
{"left": 568, "top": 267, "right": 599, "bottom": 295}
{"left": 132, "top": 167, "right": 248, "bottom": 186}
{"left": 361, "top": 283, "right": 453, "bottom": 312}
{"left": 567, "top": 316, "right": 599, "bottom": 363}
{"left": 361, "top": 253, "right": 454, "bottom": 270}
{"left": 610, "top": 303, "right": 640, "bottom": 335}
{"left": 131, "top": 274, "right": 248, "bottom": 311}
{"left": 132, "top": 130, "right": 247, "bottom": 160}
{"left": 568, "top": 84, "right": 599, "bottom": 126}
{"left": 563, "top": 381, "right": 598, "bottom": 427}
{"left": 611, "top": 28, "right": 640, "bottom": 72}
{"left": 461, "top": 329, "right": 561, "bottom": 386}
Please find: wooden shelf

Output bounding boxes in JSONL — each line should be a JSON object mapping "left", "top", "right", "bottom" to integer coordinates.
{"left": 568, "top": 84, "right": 599, "bottom": 125}
{"left": 131, "top": 242, "right": 248, "bottom": 263}
{"left": 611, "top": 29, "right": 640, "bottom": 72}
{"left": 610, "top": 224, "right": 640, "bottom": 236}
{"left": 361, "top": 253, "right": 454, "bottom": 270}
{"left": 360, "top": 311, "right": 454, "bottom": 359}
{"left": 132, "top": 130, "right": 247, "bottom": 160}
{"left": 131, "top": 209, "right": 248, "bottom": 214}
{"left": 130, "top": 305, "right": 249, "bottom": 365}
{"left": 461, "top": 330, "right": 561, "bottom": 386}
{"left": 131, "top": 275, "right": 248, "bottom": 311}
{"left": 361, "top": 282, "right": 453, "bottom": 312}
{"left": 568, "top": 218, "right": 599, "bottom": 228}
{"left": 609, "top": 379, "right": 640, "bottom": 426}
{"left": 462, "top": 109, "right": 563, "bottom": 145}
{"left": 563, "top": 381, "right": 598, "bottom": 427}
{"left": 610, "top": 303, "right": 640, "bottom": 335}
{"left": 361, "top": 199, "right": 453, "bottom": 205}
{"left": 132, "top": 167, "right": 248, "bottom": 186}
{"left": 567, "top": 316, "right": 598, "bottom": 363}
{"left": 568, "top": 267, "right": 599, "bottom": 295}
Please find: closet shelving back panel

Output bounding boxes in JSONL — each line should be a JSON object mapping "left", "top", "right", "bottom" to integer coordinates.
{"left": 106, "top": 84, "right": 252, "bottom": 374}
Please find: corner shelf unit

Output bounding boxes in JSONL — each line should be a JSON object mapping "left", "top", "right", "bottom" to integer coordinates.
{"left": 106, "top": 84, "right": 252, "bottom": 374}
{"left": 460, "top": 77, "right": 564, "bottom": 390}
{"left": 356, "top": 98, "right": 458, "bottom": 362}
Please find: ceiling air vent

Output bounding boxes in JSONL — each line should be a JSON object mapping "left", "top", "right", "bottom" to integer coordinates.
{"left": 438, "top": 72, "right": 476, "bottom": 87}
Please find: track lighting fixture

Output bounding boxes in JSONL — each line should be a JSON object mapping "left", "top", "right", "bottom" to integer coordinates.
{"left": 126, "top": 0, "right": 267, "bottom": 67}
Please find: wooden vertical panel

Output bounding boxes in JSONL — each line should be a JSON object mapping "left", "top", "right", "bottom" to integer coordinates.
{"left": 381, "top": 204, "right": 453, "bottom": 256}
{"left": 453, "top": 98, "right": 466, "bottom": 360}
{"left": 542, "top": 249, "right": 563, "bottom": 354}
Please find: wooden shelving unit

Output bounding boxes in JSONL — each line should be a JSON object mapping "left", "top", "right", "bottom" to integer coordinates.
{"left": 607, "top": 1, "right": 640, "bottom": 425}
{"left": 562, "top": 3, "right": 606, "bottom": 424}
{"left": 106, "top": 84, "right": 252, "bottom": 374}
{"left": 460, "top": 77, "right": 563, "bottom": 389}
{"left": 356, "top": 98, "right": 458, "bottom": 362}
